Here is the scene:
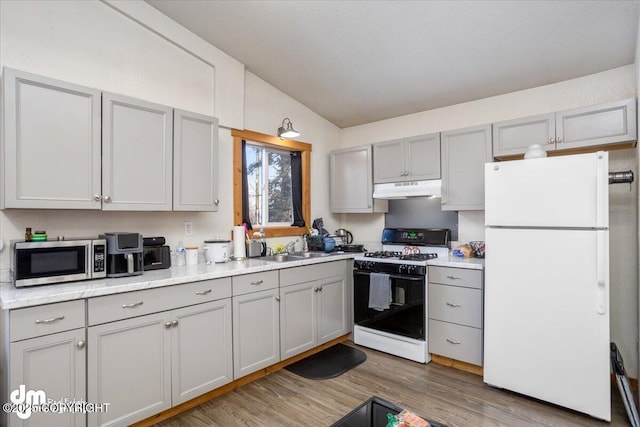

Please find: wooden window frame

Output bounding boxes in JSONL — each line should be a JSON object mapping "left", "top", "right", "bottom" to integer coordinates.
{"left": 232, "top": 129, "right": 311, "bottom": 238}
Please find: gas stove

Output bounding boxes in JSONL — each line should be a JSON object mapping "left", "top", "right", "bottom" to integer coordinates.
{"left": 354, "top": 228, "right": 450, "bottom": 272}
{"left": 352, "top": 227, "right": 451, "bottom": 363}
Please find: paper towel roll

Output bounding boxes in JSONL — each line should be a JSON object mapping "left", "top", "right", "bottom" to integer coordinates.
{"left": 233, "top": 226, "right": 247, "bottom": 259}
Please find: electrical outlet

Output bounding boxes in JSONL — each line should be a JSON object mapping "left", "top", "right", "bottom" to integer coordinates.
{"left": 184, "top": 221, "right": 193, "bottom": 236}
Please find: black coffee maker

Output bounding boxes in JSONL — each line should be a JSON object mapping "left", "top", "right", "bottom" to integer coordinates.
{"left": 101, "top": 232, "right": 144, "bottom": 278}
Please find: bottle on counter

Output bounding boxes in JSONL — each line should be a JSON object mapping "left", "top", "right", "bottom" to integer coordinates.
{"left": 176, "top": 241, "right": 186, "bottom": 266}
{"left": 25, "top": 227, "right": 32, "bottom": 242}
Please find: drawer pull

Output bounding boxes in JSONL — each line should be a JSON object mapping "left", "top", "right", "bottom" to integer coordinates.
{"left": 446, "top": 302, "right": 462, "bottom": 308}
{"left": 446, "top": 338, "right": 461, "bottom": 345}
{"left": 446, "top": 275, "right": 462, "bottom": 280}
{"left": 195, "top": 289, "right": 212, "bottom": 295}
{"left": 122, "top": 301, "right": 144, "bottom": 308}
{"left": 77, "top": 340, "right": 86, "bottom": 349}
{"left": 35, "top": 315, "right": 65, "bottom": 324}
{"left": 250, "top": 280, "right": 264, "bottom": 286}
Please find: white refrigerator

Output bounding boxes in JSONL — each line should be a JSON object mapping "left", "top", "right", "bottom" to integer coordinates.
{"left": 483, "top": 151, "right": 610, "bottom": 421}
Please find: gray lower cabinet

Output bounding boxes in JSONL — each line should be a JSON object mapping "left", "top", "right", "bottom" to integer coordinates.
{"left": 87, "top": 279, "right": 232, "bottom": 427}
{"left": 440, "top": 124, "right": 492, "bottom": 211}
{"left": 492, "top": 98, "right": 636, "bottom": 158}
{"left": 3, "top": 300, "right": 87, "bottom": 427}
{"left": 1, "top": 67, "right": 102, "bottom": 209}
{"left": 279, "top": 261, "right": 349, "bottom": 360}
{"left": 232, "top": 272, "right": 280, "bottom": 379}
{"left": 428, "top": 266, "right": 484, "bottom": 366}
{"left": 88, "top": 312, "right": 171, "bottom": 427}
{"left": 9, "top": 329, "right": 87, "bottom": 427}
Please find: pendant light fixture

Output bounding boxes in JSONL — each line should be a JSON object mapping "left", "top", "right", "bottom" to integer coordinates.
{"left": 277, "top": 117, "right": 300, "bottom": 139}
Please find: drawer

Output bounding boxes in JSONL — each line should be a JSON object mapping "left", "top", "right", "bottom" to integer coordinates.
{"left": 10, "top": 300, "right": 85, "bottom": 342}
{"left": 280, "top": 260, "right": 346, "bottom": 287}
{"left": 429, "top": 266, "right": 482, "bottom": 289}
{"left": 88, "top": 278, "right": 231, "bottom": 325}
{"left": 232, "top": 271, "right": 278, "bottom": 296}
{"left": 429, "top": 319, "right": 482, "bottom": 366}
{"left": 429, "top": 283, "right": 482, "bottom": 328}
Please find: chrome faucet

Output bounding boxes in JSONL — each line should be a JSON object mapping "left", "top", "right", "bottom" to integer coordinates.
{"left": 285, "top": 240, "right": 297, "bottom": 253}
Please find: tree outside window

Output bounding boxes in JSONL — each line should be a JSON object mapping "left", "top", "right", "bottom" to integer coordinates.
{"left": 245, "top": 144, "right": 293, "bottom": 227}
{"left": 232, "top": 129, "right": 311, "bottom": 238}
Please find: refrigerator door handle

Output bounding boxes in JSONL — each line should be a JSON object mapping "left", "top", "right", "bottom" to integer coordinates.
{"left": 596, "top": 151, "right": 609, "bottom": 228}
{"left": 596, "top": 230, "right": 607, "bottom": 315}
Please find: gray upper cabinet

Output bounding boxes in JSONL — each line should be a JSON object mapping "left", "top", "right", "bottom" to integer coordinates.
{"left": 441, "top": 124, "right": 492, "bottom": 211}
{"left": 330, "top": 145, "right": 387, "bottom": 213}
{"left": 492, "top": 98, "right": 636, "bottom": 158}
{"left": 373, "top": 133, "right": 440, "bottom": 183}
{"left": 102, "top": 92, "right": 173, "bottom": 211}
{"left": 173, "top": 110, "right": 219, "bottom": 211}
{"left": 2, "top": 67, "right": 102, "bottom": 209}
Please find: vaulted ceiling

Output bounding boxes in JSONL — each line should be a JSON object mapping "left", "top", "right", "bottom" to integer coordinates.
{"left": 147, "top": 0, "right": 639, "bottom": 128}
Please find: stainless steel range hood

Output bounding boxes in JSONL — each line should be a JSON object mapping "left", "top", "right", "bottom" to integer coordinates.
{"left": 372, "top": 179, "right": 442, "bottom": 199}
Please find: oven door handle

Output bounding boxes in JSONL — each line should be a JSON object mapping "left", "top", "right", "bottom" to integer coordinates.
{"left": 353, "top": 271, "right": 424, "bottom": 281}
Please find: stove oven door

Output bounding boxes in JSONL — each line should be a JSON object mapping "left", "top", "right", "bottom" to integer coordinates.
{"left": 353, "top": 270, "right": 425, "bottom": 340}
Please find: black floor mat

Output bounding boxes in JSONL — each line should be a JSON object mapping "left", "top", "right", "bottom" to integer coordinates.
{"left": 285, "top": 344, "right": 367, "bottom": 380}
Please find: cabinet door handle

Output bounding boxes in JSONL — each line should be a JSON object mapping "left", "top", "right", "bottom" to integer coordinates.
{"left": 195, "top": 289, "right": 212, "bottom": 295}
{"left": 122, "top": 301, "right": 144, "bottom": 308}
{"left": 275, "top": 296, "right": 281, "bottom": 302}
{"left": 548, "top": 138, "right": 554, "bottom": 144}
{"left": 77, "top": 340, "right": 86, "bottom": 349}
{"left": 446, "top": 302, "right": 461, "bottom": 308}
{"left": 35, "top": 315, "right": 65, "bottom": 324}
{"left": 94, "top": 194, "right": 102, "bottom": 201}
{"left": 250, "top": 280, "right": 264, "bottom": 286}
{"left": 445, "top": 275, "right": 461, "bottom": 280}
{"left": 214, "top": 199, "right": 220, "bottom": 206}
{"left": 556, "top": 137, "right": 563, "bottom": 143}
{"left": 165, "top": 321, "right": 172, "bottom": 328}
{"left": 446, "top": 338, "right": 461, "bottom": 345}
{"left": 171, "top": 320, "right": 178, "bottom": 327}
{"left": 103, "top": 195, "right": 112, "bottom": 203}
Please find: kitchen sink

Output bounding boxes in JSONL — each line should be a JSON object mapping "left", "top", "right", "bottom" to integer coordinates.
{"left": 289, "top": 251, "right": 332, "bottom": 258}
{"left": 261, "top": 252, "right": 332, "bottom": 262}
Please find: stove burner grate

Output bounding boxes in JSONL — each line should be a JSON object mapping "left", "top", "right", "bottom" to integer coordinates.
{"left": 364, "top": 251, "right": 402, "bottom": 258}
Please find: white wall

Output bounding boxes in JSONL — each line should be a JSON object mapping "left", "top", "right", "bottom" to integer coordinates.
{"left": 340, "top": 65, "right": 639, "bottom": 374}
{"left": 243, "top": 71, "right": 342, "bottom": 244}
{"left": 0, "top": 0, "right": 339, "bottom": 269}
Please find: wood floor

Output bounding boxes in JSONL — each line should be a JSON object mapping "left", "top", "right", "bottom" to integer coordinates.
{"left": 156, "top": 342, "right": 631, "bottom": 427}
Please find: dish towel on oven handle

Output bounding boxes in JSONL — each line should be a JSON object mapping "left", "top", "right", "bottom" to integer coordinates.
{"left": 368, "top": 272, "right": 392, "bottom": 311}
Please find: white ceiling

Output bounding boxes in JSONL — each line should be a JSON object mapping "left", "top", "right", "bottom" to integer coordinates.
{"left": 146, "top": 0, "right": 640, "bottom": 128}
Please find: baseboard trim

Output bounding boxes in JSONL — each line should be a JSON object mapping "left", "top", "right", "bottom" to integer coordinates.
{"left": 431, "top": 354, "right": 483, "bottom": 376}
{"left": 130, "top": 334, "right": 350, "bottom": 427}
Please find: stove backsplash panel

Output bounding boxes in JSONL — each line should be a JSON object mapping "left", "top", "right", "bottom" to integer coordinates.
{"left": 385, "top": 198, "right": 458, "bottom": 241}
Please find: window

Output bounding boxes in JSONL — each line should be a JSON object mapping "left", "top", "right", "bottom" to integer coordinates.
{"left": 245, "top": 143, "right": 292, "bottom": 226}
{"left": 232, "top": 129, "right": 311, "bottom": 238}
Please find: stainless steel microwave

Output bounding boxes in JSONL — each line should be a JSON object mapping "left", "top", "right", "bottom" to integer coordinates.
{"left": 11, "top": 238, "right": 107, "bottom": 287}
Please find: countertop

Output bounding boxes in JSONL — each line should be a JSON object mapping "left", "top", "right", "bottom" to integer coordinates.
{"left": 428, "top": 255, "right": 485, "bottom": 270}
{"left": 0, "top": 252, "right": 484, "bottom": 310}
